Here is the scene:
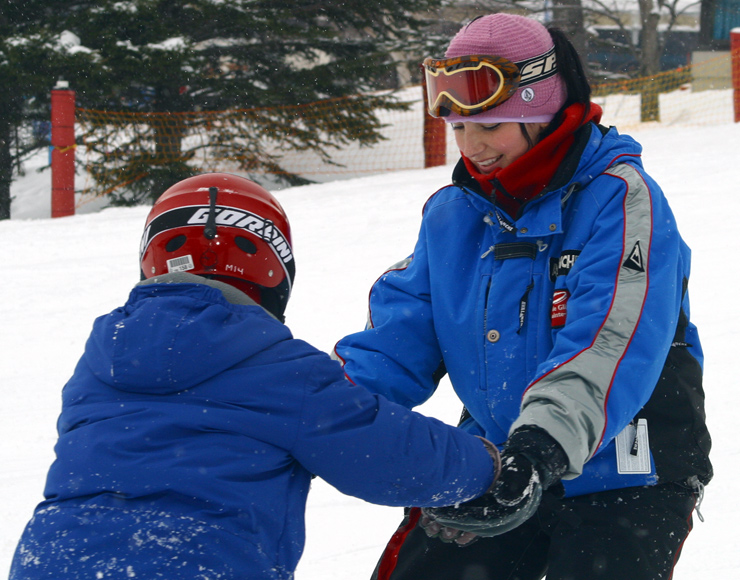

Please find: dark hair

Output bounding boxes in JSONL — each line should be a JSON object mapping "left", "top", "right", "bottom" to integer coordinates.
{"left": 549, "top": 27, "right": 591, "bottom": 107}
{"left": 533, "top": 27, "right": 592, "bottom": 141}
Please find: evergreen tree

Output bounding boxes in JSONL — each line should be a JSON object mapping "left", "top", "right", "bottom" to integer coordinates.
{"left": 7, "top": 0, "right": 446, "bottom": 209}
{"left": 0, "top": 0, "right": 100, "bottom": 219}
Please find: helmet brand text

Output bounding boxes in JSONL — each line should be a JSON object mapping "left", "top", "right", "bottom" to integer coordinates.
{"left": 187, "top": 207, "right": 293, "bottom": 264}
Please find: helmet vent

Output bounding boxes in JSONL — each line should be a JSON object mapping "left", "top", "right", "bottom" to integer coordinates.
{"left": 235, "top": 236, "right": 257, "bottom": 254}
{"left": 165, "top": 235, "right": 187, "bottom": 253}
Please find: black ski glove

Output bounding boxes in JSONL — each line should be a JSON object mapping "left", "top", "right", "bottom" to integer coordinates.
{"left": 422, "top": 426, "right": 568, "bottom": 539}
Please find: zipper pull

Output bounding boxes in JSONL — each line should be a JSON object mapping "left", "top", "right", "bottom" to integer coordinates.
{"left": 687, "top": 475, "right": 706, "bottom": 523}
{"left": 517, "top": 282, "right": 534, "bottom": 333}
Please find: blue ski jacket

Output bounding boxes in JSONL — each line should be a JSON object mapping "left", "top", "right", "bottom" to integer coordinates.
{"left": 10, "top": 274, "right": 495, "bottom": 580}
{"left": 335, "top": 122, "right": 711, "bottom": 497}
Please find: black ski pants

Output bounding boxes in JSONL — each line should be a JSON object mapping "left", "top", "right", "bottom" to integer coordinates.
{"left": 371, "top": 483, "right": 698, "bottom": 580}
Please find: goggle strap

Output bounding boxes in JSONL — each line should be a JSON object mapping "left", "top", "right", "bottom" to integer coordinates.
{"left": 513, "top": 46, "right": 557, "bottom": 87}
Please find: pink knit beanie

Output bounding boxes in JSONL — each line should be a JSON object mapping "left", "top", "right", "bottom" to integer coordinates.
{"left": 443, "top": 14, "right": 567, "bottom": 123}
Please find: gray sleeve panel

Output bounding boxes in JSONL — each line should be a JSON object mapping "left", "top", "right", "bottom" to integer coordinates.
{"left": 510, "top": 164, "right": 652, "bottom": 478}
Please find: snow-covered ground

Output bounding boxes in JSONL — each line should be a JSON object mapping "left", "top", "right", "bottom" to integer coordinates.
{"left": 2, "top": 117, "right": 739, "bottom": 578}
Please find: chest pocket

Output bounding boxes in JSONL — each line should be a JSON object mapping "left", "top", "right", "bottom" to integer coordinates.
{"left": 483, "top": 242, "right": 543, "bottom": 399}
{"left": 492, "top": 242, "right": 538, "bottom": 261}
{"left": 493, "top": 243, "right": 538, "bottom": 332}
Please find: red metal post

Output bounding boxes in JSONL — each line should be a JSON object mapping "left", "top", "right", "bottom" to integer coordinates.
{"left": 732, "top": 29, "right": 740, "bottom": 123}
{"left": 51, "top": 81, "right": 76, "bottom": 217}
{"left": 421, "top": 72, "right": 446, "bottom": 168}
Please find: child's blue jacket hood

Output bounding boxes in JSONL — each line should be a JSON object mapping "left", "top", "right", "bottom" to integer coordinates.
{"left": 86, "top": 283, "right": 285, "bottom": 394}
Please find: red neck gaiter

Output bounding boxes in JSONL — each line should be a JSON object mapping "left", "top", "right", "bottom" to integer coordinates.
{"left": 462, "top": 102, "right": 603, "bottom": 218}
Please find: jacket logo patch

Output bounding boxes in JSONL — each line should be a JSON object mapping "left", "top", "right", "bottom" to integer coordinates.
{"left": 549, "top": 250, "right": 581, "bottom": 281}
{"left": 623, "top": 241, "right": 645, "bottom": 272}
{"left": 551, "top": 289, "right": 570, "bottom": 327}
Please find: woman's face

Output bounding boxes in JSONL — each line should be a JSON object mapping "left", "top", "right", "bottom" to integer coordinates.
{"left": 452, "top": 121, "right": 548, "bottom": 173}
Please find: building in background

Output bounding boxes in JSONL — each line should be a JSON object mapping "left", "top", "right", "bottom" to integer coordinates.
{"left": 700, "top": 0, "right": 740, "bottom": 48}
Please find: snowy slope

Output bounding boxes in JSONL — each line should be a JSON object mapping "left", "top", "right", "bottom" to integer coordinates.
{"left": 2, "top": 121, "right": 739, "bottom": 578}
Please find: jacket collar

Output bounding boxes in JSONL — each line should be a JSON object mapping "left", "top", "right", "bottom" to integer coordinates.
{"left": 137, "top": 272, "right": 278, "bottom": 321}
{"left": 453, "top": 103, "right": 603, "bottom": 219}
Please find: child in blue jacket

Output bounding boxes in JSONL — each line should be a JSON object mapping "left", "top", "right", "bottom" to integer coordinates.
{"left": 9, "top": 173, "right": 500, "bottom": 580}
{"left": 334, "top": 14, "right": 712, "bottom": 580}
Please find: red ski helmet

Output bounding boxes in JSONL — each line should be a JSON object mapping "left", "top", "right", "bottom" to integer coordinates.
{"left": 140, "top": 173, "right": 295, "bottom": 320}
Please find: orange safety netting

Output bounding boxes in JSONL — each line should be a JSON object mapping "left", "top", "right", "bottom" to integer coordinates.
{"left": 74, "top": 51, "right": 736, "bottom": 207}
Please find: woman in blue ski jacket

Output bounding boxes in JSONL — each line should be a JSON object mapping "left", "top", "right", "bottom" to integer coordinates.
{"left": 9, "top": 174, "right": 500, "bottom": 580}
{"left": 333, "top": 14, "right": 712, "bottom": 580}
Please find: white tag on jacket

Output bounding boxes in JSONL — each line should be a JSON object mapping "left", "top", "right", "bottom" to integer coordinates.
{"left": 615, "top": 418, "right": 651, "bottom": 474}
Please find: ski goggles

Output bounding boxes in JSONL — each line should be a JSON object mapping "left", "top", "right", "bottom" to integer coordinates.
{"left": 423, "top": 55, "right": 521, "bottom": 118}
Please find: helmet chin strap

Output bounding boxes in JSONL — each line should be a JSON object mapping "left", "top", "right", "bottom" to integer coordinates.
{"left": 203, "top": 187, "right": 218, "bottom": 240}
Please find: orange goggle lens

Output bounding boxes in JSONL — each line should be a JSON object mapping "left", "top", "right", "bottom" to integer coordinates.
{"left": 423, "top": 55, "right": 521, "bottom": 118}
